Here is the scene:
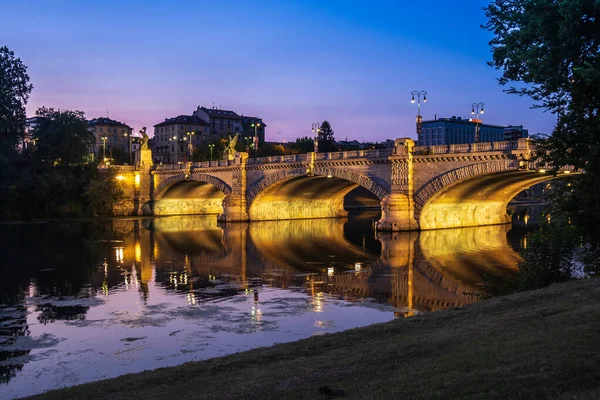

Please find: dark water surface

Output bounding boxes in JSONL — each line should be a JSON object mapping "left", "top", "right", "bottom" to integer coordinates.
{"left": 0, "top": 210, "right": 537, "bottom": 398}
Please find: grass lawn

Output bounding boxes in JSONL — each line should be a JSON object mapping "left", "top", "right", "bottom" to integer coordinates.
{"left": 29, "top": 278, "right": 600, "bottom": 400}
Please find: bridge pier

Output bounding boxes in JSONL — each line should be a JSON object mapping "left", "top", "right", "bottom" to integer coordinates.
{"left": 218, "top": 152, "right": 250, "bottom": 222}
{"left": 377, "top": 138, "right": 418, "bottom": 231}
{"left": 377, "top": 194, "right": 418, "bottom": 231}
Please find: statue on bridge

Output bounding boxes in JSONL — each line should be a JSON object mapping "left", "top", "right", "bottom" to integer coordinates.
{"left": 223, "top": 133, "right": 239, "bottom": 160}
{"left": 139, "top": 127, "right": 149, "bottom": 150}
{"left": 136, "top": 126, "right": 153, "bottom": 168}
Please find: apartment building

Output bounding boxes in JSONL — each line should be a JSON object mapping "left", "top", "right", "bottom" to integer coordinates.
{"left": 88, "top": 117, "right": 133, "bottom": 162}
{"left": 153, "top": 115, "right": 209, "bottom": 164}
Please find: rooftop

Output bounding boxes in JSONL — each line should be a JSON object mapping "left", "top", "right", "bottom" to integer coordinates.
{"left": 422, "top": 116, "right": 506, "bottom": 129}
{"left": 241, "top": 115, "right": 267, "bottom": 127}
{"left": 154, "top": 115, "right": 209, "bottom": 128}
{"left": 88, "top": 117, "right": 132, "bottom": 129}
{"left": 196, "top": 106, "right": 242, "bottom": 120}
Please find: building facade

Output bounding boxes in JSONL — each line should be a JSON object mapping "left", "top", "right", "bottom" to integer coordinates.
{"left": 240, "top": 116, "right": 266, "bottom": 151}
{"left": 88, "top": 117, "right": 133, "bottom": 162}
{"left": 154, "top": 107, "right": 267, "bottom": 163}
{"left": 192, "top": 107, "right": 243, "bottom": 138}
{"left": 418, "top": 116, "right": 506, "bottom": 146}
{"left": 504, "top": 125, "right": 529, "bottom": 141}
{"left": 22, "top": 116, "right": 43, "bottom": 152}
{"left": 153, "top": 115, "right": 209, "bottom": 164}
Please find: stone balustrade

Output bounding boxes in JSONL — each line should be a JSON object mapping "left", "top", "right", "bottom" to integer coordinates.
{"left": 151, "top": 140, "right": 530, "bottom": 170}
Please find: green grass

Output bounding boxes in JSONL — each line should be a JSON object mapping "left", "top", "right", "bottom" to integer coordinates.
{"left": 29, "top": 279, "right": 600, "bottom": 400}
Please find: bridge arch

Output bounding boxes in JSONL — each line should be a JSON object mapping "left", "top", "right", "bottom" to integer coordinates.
{"left": 413, "top": 159, "right": 519, "bottom": 212}
{"left": 417, "top": 169, "right": 568, "bottom": 230}
{"left": 152, "top": 173, "right": 232, "bottom": 216}
{"left": 247, "top": 167, "right": 389, "bottom": 206}
{"left": 246, "top": 167, "right": 389, "bottom": 221}
{"left": 154, "top": 173, "right": 232, "bottom": 200}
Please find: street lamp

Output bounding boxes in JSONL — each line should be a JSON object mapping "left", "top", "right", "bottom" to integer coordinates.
{"left": 123, "top": 132, "right": 132, "bottom": 165}
{"left": 101, "top": 136, "right": 108, "bottom": 164}
{"left": 208, "top": 143, "right": 215, "bottom": 162}
{"left": 311, "top": 123, "right": 320, "bottom": 153}
{"left": 244, "top": 136, "right": 251, "bottom": 153}
{"left": 186, "top": 131, "right": 195, "bottom": 161}
{"left": 251, "top": 122, "right": 261, "bottom": 157}
{"left": 169, "top": 135, "right": 180, "bottom": 164}
{"left": 471, "top": 102, "right": 485, "bottom": 143}
{"left": 410, "top": 90, "right": 427, "bottom": 136}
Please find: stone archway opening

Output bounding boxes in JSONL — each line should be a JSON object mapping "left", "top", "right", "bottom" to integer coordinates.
{"left": 344, "top": 186, "right": 381, "bottom": 210}
{"left": 248, "top": 175, "right": 383, "bottom": 221}
{"left": 154, "top": 181, "right": 227, "bottom": 216}
{"left": 418, "top": 171, "right": 570, "bottom": 230}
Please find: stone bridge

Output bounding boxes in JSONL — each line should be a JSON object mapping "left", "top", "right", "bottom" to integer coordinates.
{"left": 113, "top": 138, "right": 571, "bottom": 231}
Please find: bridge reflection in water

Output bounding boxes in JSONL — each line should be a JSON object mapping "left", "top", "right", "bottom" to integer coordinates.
{"left": 0, "top": 211, "right": 528, "bottom": 392}
{"left": 124, "top": 212, "right": 521, "bottom": 315}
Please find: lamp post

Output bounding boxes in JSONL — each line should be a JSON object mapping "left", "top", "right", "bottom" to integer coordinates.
{"left": 123, "top": 132, "right": 132, "bottom": 165}
{"left": 186, "top": 131, "right": 195, "bottom": 161}
{"left": 471, "top": 102, "right": 485, "bottom": 143}
{"left": 102, "top": 136, "right": 108, "bottom": 164}
{"left": 209, "top": 143, "right": 214, "bottom": 162}
{"left": 410, "top": 90, "right": 427, "bottom": 137}
{"left": 251, "top": 122, "right": 261, "bottom": 157}
{"left": 169, "top": 135, "right": 179, "bottom": 163}
{"left": 311, "top": 122, "right": 320, "bottom": 153}
{"left": 244, "top": 136, "right": 251, "bottom": 153}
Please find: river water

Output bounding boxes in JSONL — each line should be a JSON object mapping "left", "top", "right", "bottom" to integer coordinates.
{"left": 0, "top": 209, "right": 538, "bottom": 398}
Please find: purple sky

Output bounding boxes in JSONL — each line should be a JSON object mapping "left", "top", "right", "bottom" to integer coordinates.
{"left": 2, "top": 0, "right": 556, "bottom": 142}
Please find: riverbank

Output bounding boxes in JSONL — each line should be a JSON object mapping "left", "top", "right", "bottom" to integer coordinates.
{"left": 29, "top": 278, "right": 600, "bottom": 400}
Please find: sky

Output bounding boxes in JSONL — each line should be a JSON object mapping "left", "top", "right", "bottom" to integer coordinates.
{"left": 2, "top": 0, "right": 556, "bottom": 142}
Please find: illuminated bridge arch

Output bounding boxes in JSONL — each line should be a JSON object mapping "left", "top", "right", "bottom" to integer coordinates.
{"left": 246, "top": 166, "right": 390, "bottom": 208}
{"left": 417, "top": 168, "right": 568, "bottom": 230}
{"left": 413, "top": 159, "right": 519, "bottom": 212}
{"left": 154, "top": 173, "right": 232, "bottom": 200}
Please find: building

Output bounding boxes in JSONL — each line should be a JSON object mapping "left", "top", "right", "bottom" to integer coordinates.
{"left": 192, "top": 106, "right": 243, "bottom": 139}
{"left": 418, "top": 116, "right": 506, "bottom": 146}
{"left": 153, "top": 115, "right": 209, "bottom": 164}
{"left": 88, "top": 117, "right": 133, "bottom": 162}
{"left": 338, "top": 140, "right": 362, "bottom": 150}
{"left": 240, "top": 116, "right": 266, "bottom": 151}
{"left": 154, "top": 107, "right": 268, "bottom": 163}
{"left": 22, "top": 116, "right": 43, "bottom": 151}
{"left": 504, "top": 125, "right": 529, "bottom": 141}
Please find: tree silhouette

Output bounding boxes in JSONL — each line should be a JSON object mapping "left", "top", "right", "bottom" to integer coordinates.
{"left": 0, "top": 46, "right": 33, "bottom": 156}
{"left": 317, "top": 121, "right": 337, "bottom": 152}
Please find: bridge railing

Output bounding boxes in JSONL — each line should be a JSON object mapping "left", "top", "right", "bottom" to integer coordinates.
{"left": 412, "top": 140, "right": 530, "bottom": 155}
{"left": 106, "top": 165, "right": 136, "bottom": 171}
{"left": 154, "top": 163, "right": 187, "bottom": 171}
{"left": 152, "top": 140, "right": 533, "bottom": 170}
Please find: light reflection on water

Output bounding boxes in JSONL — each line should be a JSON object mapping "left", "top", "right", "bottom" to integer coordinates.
{"left": 0, "top": 209, "right": 538, "bottom": 398}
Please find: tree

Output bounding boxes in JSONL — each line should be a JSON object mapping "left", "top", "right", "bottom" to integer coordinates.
{"left": 0, "top": 46, "right": 33, "bottom": 156}
{"left": 191, "top": 139, "right": 227, "bottom": 162}
{"left": 107, "top": 145, "right": 128, "bottom": 165}
{"left": 257, "top": 143, "right": 287, "bottom": 157}
{"left": 484, "top": 1, "right": 600, "bottom": 272}
{"left": 290, "top": 136, "right": 314, "bottom": 154}
{"left": 33, "top": 107, "right": 95, "bottom": 166}
{"left": 317, "top": 120, "right": 337, "bottom": 152}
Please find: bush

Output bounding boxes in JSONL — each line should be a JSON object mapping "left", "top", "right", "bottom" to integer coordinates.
{"left": 513, "top": 222, "right": 580, "bottom": 292}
